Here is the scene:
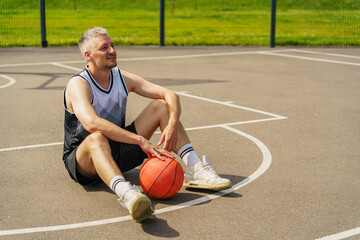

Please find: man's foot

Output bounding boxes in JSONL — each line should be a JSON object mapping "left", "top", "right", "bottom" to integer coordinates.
{"left": 117, "top": 183, "right": 154, "bottom": 222}
{"left": 183, "top": 155, "right": 232, "bottom": 191}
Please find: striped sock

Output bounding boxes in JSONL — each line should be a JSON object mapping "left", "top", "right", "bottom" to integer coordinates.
{"left": 177, "top": 143, "right": 201, "bottom": 167}
{"left": 110, "top": 175, "right": 127, "bottom": 197}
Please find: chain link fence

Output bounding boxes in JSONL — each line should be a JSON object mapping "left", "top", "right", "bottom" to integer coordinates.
{"left": 276, "top": 0, "right": 360, "bottom": 46}
{"left": 0, "top": 0, "right": 359, "bottom": 47}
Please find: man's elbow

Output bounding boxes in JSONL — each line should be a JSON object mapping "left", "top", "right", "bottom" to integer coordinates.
{"left": 82, "top": 119, "right": 98, "bottom": 133}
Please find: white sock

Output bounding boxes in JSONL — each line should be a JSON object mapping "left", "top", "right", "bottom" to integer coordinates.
{"left": 177, "top": 143, "right": 201, "bottom": 167}
{"left": 110, "top": 175, "right": 127, "bottom": 197}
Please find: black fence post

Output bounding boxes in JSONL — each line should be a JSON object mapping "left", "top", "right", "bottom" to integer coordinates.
{"left": 270, "top": 0, "right": 276, "bottom": 48}
{"left": 160, "top": 0, "right": 165, "bottom": 46}
{"left": 40, "top": 0, "right": 48, "bottom": 48}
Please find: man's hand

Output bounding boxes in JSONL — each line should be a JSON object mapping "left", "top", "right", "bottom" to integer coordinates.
{"left": 139, "top": 137, "right": 174, "bottom": 160}
{"left": 157, "top": 121, "right": 178, "bottom": 152}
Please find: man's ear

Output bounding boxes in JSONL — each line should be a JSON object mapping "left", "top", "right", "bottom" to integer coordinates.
{"left": 84, "top": 51, "right": 91, "bottom": 61}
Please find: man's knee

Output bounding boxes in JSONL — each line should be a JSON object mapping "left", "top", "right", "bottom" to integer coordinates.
{"left": 86, "top": 132, "right": 109, "bottom": 151}
{"left": 149, "top": 99, "right": 168, "bottom": 115}
{"left": 76, "top": 132, "right": 109, "bottom": 178}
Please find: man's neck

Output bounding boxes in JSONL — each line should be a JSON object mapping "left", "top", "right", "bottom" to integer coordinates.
{"left": 88, "top": 65, "right": 111, "bottom": 89}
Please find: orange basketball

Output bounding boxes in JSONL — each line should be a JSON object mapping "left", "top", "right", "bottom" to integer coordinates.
{"left": 139, "top": 156, "right": 184, "bottom": 199}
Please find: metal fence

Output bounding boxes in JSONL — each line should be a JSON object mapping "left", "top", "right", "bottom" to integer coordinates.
{"left": 275, "top": 1, "right": 360, "bottom": 46}
{"left": 0, "top": 0, "right": 359, "bottom": 47}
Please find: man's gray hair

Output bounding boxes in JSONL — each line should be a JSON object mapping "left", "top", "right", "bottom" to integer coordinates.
{"left": 79, "top": 27, "right": 108, "bottom": 56}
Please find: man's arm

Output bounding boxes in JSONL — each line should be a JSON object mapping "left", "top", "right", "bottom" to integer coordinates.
{"left": 122, "top": 71, "right": 181, "bottom": 152}
{"left": 65, "top": 76, "right": 172, "bottom": 159}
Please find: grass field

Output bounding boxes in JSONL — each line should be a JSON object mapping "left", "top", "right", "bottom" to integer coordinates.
{"left": 0, "top": 0, "right": 359, "bottom": 47}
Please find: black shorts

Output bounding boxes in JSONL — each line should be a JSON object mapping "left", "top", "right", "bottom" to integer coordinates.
{"left": 63, "top": 122, "right": 147, "bottom": 186}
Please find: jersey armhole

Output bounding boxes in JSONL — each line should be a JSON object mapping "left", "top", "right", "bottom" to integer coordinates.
{"left": 117, "top": 69, "right": 129, "bottom": 96}
{"left": 64, "top": 75, "right": 94, "bottom": 114}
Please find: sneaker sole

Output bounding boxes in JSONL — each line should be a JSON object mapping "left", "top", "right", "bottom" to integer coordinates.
{"left": 130, "top": 195, "right": 154, "bottom": 223}
{"left": 183, "top": 181, "right": 232, "bottom": 191}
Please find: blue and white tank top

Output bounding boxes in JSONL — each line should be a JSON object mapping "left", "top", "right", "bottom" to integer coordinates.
{"left": 63, "top": 66, "right": 128, "bottom": 159}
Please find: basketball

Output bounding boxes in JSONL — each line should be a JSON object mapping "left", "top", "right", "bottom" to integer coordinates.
{"left": 139, "top": 156, "right": 184, "bottom": 199}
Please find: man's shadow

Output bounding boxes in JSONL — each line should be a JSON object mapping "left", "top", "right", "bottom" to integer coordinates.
{"left": 141, "top": 215, "right": 180, "bottom": 238}
{"left": 83, "top": 168, "right": 244, "bottom": 238}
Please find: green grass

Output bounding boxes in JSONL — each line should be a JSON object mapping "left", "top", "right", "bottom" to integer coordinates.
{"left": 276, "top": 9, "right": 360, "bottom": 46}
{"left": 2, "top": 0, "right": 359, "bottom": 10}
{"left": 0, "top": 0, "right": 359, "bottom": 47}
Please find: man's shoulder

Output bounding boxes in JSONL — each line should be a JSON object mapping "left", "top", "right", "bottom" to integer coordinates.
{"left": 67, "top": 75, "right": 90, "bottom": 90}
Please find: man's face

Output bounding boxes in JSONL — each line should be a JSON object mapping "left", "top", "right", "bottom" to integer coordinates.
{"left": 86, "top": 35, "right": 117, "bottom": 69}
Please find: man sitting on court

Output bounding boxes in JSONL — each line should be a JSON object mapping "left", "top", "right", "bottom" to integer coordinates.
{"left": 62, "top": 27, "right": 232, "bottom": 222}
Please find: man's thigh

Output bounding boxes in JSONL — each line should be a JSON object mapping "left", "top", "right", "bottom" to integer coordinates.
{"left": 110, "top": 122, "right": 147, "bottom": 172}
{"left": 64, "top": 145, "right": 100, "bottom": 186}
{"left": 75, "top": 132, "right": 110, "bottom": 178}
{"left": 134, "top": 99, "right": 168, "bottom": 140}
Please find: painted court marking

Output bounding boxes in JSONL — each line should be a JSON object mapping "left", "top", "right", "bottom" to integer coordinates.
{"left": 0, "top": 48, "right": 358, "bottom": 238}
{"left": 290, "top": 49, "right": 360, "bottom": 60}
{"left": 0, "top": 74, "right": 16, "bottom": 89}
{"left": 258, "top": 50, "right": 360, "bottom": 66}
{"left": 315, "top": 227, "right": 360, "bottom": 240}
{"left": 0, "top": 91, "right": 286, "bottom": 153}
{"left": 0, "top": 49, "right": 291, "bottom": 68}
{"left": 0, "top": 88, "right": 282, "bottom": 236}
{"left": 0, "top": 125, "right": 271, "bottom": 236}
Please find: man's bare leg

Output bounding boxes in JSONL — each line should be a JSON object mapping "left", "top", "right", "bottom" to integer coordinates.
{"left": 134, "top": 99, "right": 232, "bottom": 191}
{"left": 134, "top": 99, "right": 190, "bottom": 153}
{"left": 75, "top": 132, "right": 153, "bottom": 222}
{"left": 76, "top": 132, "right": 122, "bottom": 186}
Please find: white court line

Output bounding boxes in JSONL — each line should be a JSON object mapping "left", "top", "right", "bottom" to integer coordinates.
{"left": 51, "top": 62, "right": 83, "bottom": 72}
{"left": 258, "top": 51, "right": 360, "bottom": 66}
{"left": 181, "top": 117, "right": 285, "bottom": 132}
{"left": 0, "top": 118, "right": 281, "bottom": 153}
{"left": 0, "top": 125, "right": 272, "bottom": 236}
{"left": 176, "top": 91, "right": 287, "bottom": 119}
{"left": 0, "top": 74, "right": 16, "bottom": 89}
{"left": 290, "top": 49, "right": 360, "bottom": 60}
{"left": 0, "top": 89, "right": 287, "bottom": 153}
{"left": 0, "top": 89, "right": 283, "bottom": 236}
{"left": 0, "top": 48, "right": 358, "bottom": 69}
{"left": 0, "top": 142, "right": 63, "bottom": 153}
{"left": 0, "top": 49, "right": 292, "bottom": 68}
{"left": 0, "top": 61, "right": 54, "bottom": 68}
{"left": 315, "top": 227, "right": 360, "bottom": 240}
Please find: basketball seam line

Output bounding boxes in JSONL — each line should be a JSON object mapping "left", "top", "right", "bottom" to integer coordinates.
{"left": 160, "top": 163, "right": 179, "bottom": 199}
{"left": 147, "top": 158, "right": 175, "bottom": 196}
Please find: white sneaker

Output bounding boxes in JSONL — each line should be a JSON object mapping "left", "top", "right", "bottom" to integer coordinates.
{"left": 117, "top": 182, "right": 153, "bottom": 222}
{"left": 183, "top": 155, "right": 232, "bottom": 191}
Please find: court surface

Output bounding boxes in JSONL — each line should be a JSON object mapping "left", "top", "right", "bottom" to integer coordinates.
{"left": 0, "top": 46, "right": 359, "bottom": 240}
